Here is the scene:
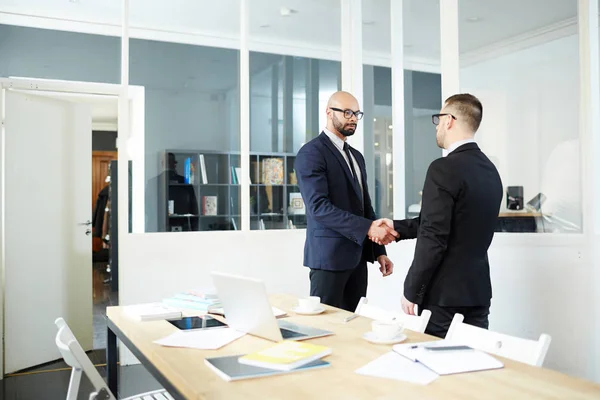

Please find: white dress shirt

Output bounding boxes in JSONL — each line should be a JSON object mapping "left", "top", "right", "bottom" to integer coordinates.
{"left": 323, "top": 128, "right": 363, "bottom": 194}
{"left": 443, "top": 138, "right": 477, "bottom": 157}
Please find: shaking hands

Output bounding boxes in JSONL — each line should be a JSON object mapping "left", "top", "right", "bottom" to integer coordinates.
{"left": 368, "top": 218, "right": 398, "bottom": 245}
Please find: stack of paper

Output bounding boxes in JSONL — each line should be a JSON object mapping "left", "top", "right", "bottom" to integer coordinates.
{"left": 162, "top": 291, "right": 221, "bottom": 312}
{"left": 154, "top": 328, "right": 245, "bottom": 350}
{"left": 124, "top": 303, "right": 182, "bottom": 321}
{"left": 355, "top": 352, "right": 438, "bottom": 385}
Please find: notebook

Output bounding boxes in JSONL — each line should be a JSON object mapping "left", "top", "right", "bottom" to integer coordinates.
{"left": 205, "top": 354, "right": 330, "bottom": 381}
{"left": 393, "top": 341, "right": 504, "bottom": 375}
{"left": 238, "top": 341, "right": 331, "bottom": 371}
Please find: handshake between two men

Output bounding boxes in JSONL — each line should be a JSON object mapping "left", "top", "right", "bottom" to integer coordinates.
{"left": 367, "top": 218, "right": 398, "bottom": 245}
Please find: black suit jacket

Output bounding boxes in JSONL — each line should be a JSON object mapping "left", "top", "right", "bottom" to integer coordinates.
{"left": 295, "top": 132, "right": 386, "bottom": 271}
{"left": 394, "top": 143, "right": 503, "bottom": 307}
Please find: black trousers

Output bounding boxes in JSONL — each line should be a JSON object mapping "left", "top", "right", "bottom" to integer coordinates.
{"left": 309, "top": 262, "right": 367, "bottom": 312}
{"left": 420, "top": 305, "right": 490, "bottom": 338}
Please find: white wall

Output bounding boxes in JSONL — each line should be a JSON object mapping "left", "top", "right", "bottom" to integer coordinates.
{"left": 461, "top": 34, "right": 581, "bottom": 225}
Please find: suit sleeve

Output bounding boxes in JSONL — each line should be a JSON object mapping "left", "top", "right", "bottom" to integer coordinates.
{"left": 295, "top": 146, "right": 373, "bottom": 245}
{"left": 393, "top": 217, "right": 420, "bottom": 241}
{"left": 404, "top": 160, "right": 458, "bottom": 304}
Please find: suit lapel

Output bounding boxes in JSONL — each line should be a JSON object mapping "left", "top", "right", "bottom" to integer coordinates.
{"left": 319, "top": 132, "right": 363, "bottom": 201}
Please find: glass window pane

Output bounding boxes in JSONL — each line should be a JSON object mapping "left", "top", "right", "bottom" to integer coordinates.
{"left": 459, "top": 1, "right": 581, "bottom": 233}
{"left": 130, "top": 0, "right": 241, "bottom": 233}
{"left": 249, "top": 2, "right": 341, "bottom": 230}
{"left": 363, "top": 0, "right": 442, "bottom": 219}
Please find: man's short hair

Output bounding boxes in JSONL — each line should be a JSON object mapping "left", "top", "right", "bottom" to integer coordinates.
{"left": 445, "top": 93, "right": 483, "bottom": 133}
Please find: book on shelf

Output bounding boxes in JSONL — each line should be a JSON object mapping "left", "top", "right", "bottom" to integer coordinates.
{"left": 205, "top": 354, "right": 330, "bottom": 382}
{"left": 238, "top": 341, "right": 332, "bottom": 371}
{"left": 235, "top": 167, "right": 242, "bottom": 184}
{"left": 261, "top": 158, "right": 284, "bottom": 185}
{"left": 288, "top": 192, "right": 305, "bottom": 215}
{"left": 231, "top": 166, "right": 238, "bottom": 184}
{"left": 184, "top": 157, "right": 195, "bottom": 184}
{"left": 199, "top": 154, "right": 208, "bottom": 184}
{"left": 202, "top": 196, "right": 218, "bottom": 215}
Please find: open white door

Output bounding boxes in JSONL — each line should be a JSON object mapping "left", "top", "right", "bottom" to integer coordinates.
{"left": 3, "top": 89, "right": 93, "bottom": 373}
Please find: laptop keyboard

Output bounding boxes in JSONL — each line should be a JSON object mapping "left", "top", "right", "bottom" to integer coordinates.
{"left": 280, "top": 327, "right": 306, "bottom": 339}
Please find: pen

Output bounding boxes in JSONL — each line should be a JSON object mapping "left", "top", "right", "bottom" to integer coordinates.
{"left": 344, "top": 314, "right": 358, "bottom": 323}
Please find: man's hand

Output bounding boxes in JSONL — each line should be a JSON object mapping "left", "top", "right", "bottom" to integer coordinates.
{"left": 377, "top": 255, "right": 394, "bottom": 277}
{"left": 401, "top": 296, "right": 416, "bottom": 316}
{"left": 368, "top": 219, "right": 398, "bottom": 245}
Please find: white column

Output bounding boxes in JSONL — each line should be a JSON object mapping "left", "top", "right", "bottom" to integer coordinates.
{"left": 117, "top": 0, "right": 130, "bottom": 241}
{"left": 341, "top": 0, "right": 364, "bottom": 154}
{"left": 439, "top": 0, "right": 460, "bottom": 101}
{"left": 391, "top": 0, "right": 406, "bottom": 219}
{"left": 578, "top": 0, "right": 600, "bottom": 237}
{"left": 240, "top": 0, "right": 251, "bottom": 231}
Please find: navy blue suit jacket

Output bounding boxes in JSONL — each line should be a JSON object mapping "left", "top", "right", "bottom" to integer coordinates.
{"left": 295, "top": 132, "right": 386, "bottom": 271}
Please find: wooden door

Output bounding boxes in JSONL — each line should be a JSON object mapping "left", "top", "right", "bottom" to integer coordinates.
{"left": 92, "top": 151, "right": 117, "bottom": 251}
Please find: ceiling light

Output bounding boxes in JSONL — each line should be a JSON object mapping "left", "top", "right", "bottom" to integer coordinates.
{"left": 363, "top": 20, "right": 375, "bottom": 26}
{"left": 373, "top": 118, "right": 377, "bottom": 122}
{"left": 388, "top": 125, "right": 393, "bottom": 130}
{"left": 69, "top": 0, "right": 80, "bottom": 3}
{"left": 280, "top": 7, "right": 298, "bottom": 17}
{"left": 259, "top": 24, "right": 270, "bottom": 28}
{"left": 466, "top": 16, "right": 481, "bottom": 23}
{"left": 404, "top": 44, "right": 413, "bottom": 48}
{"left": 374, "top": 142, "right": 380, "bottom": 147}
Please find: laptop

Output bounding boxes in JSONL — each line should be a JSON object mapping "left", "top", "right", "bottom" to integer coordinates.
{"left": 210, "top": 272, "right": 334, "bottom": 342}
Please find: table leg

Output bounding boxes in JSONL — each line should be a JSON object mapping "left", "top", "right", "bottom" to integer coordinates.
{"left": 107, "top": 324, "right": 118, "bottom": 396}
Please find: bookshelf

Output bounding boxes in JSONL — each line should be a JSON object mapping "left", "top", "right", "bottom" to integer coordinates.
{"left": 158, "top": 150, "right": 306, "bottom": 232}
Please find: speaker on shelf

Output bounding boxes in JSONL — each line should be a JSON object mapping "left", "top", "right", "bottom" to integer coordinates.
{"left": 506, "top": 186, "right": 524, "bottom": 210}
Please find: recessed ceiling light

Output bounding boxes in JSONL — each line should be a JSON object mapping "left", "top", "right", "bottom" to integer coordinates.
{"left": 466, "top": 16, "right": 481, "bottom": 23}
{"left": 259, "top": 24, "right": 270, "bottom": 28}
{"left": 69, "top": 0, "right": 80, "bottom": 3}
{"left": 363, "top": 20, "right": 375, "bottom": 26}
{"left": 280, "top": 7, "right": 298, "bottom": 17}
{"left": 404, "top": 44, "right": 413, "bottom": 48}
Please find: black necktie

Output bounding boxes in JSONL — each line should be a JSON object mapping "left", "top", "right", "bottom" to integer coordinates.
{"left": 343, "top": 142, "right": 362, "bottom": 204}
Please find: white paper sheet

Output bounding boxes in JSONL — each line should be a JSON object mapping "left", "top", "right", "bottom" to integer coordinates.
{"left": 355, "top": 352, "right": 439, "bottom": 385}
{"left": 154, "top": 328, "right": 246, "bottom": 350}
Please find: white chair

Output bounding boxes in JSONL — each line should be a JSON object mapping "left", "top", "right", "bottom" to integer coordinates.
{"left": 54, "top": 318, "right": 173, "bottom": 400}
{"left": 445, "top": 313, "right": 552, "bottom": 367}
{"left": 354, "top": 297, "right": 432, "bottom": 333}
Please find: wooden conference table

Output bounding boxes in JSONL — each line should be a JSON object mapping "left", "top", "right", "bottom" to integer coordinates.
{"left": 106, "top": 294, "right": 600, "bottom": 400}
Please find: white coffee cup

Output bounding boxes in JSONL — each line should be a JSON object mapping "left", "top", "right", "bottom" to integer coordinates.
{"left": 371, "top": 320, "right": 404, "bottom": 340}
{"left": 297, "top": 296, "right": 321, "bottom": 311}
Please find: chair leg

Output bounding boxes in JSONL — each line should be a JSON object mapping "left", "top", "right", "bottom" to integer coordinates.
{"left": 67, "top": 368, "right": 82, "bottom": 400}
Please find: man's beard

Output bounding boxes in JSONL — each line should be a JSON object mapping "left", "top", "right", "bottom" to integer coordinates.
{"left": 436, "top": 129, "right": 445, "bottom": 149}
{"left": 334, "top": 115, "right": 357, "bottom": 137}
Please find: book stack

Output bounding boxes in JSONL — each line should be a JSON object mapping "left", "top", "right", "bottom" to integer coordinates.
{"left": 162, "top": 289, "right": 221, "bottom": 312}
{"left": 205, "top": 341, "right": 332, "bottom": 381}
{"left": 239, "top": 341, "right": 332, "bottom": 371}
{"left": 124, "top": 302, "right": 183, "bottom": 321}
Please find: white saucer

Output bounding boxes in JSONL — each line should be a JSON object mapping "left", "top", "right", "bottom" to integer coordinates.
{"left": 362, "top": 331, "right": 408, "bottom": 345}
{"left": 292, "top": 306, "right": 326, "bottom": 315}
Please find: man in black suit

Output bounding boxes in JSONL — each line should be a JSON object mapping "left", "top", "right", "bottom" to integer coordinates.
{"left": 295, "top": 91, "right": 398, "bottom": 312}
{"left": 372, "top": 93, "right": 503, "bottom": 337}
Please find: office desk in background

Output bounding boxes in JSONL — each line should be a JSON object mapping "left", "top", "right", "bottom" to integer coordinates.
{"left": 496, "top": 211, "right": 542, "bottom": 233}
{"left": 106, "top": 294, "right": 600, "bottom": 400}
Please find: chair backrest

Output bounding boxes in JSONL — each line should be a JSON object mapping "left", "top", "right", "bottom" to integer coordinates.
{"left": 354, "top": 297, "right": 432, "bottom": 333}
{"left": 445, "top": 314, "right": 552, "bottom": 367}
{"left": 55, "top": 318, "right": 117, "bottom": 400}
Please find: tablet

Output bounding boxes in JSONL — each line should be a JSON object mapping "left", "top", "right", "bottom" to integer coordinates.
{"left": 167, "top": 315, "right": 227, "bottom": 331}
